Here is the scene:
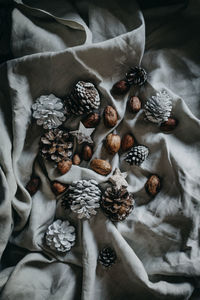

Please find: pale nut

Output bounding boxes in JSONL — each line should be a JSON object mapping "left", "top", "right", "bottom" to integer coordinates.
{"left": 129, "top": 96, "right": 141, "bottom": 113}
{"left": 57, "top": 159, "right": 72, "bottom": 175}
{"left": 73, "top": 154, "right": 81, "bottom": 165}
{"left": 103, "top": 106, "right": 118, "bottom": 128}
{"left": 105, "top": 133, "right": 121, "bottom": 155}
{"left": 82, "top": 144, "right": 93, "bottom": 161}
{"left": 82, "top": 112, "right": 100, "bottom": 128}
{"left": 121, "top": 133, "right": 135, "bottom": 152}
{"left": 91, "top": 159, "right": 112, "bottom": 176}
{"left": 145, "top": 175, "right": 161, "bottom": 196}
{"left": 51, "top": 181, "right": 67, "bottom": 195}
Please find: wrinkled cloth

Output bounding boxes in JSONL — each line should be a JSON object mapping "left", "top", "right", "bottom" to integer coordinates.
{"left": 0, "top": 0, "right": 200, "bottom": 299}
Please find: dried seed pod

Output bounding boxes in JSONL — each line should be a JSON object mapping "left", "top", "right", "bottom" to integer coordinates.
{"left": 105, "top": 133, "right": 121, "bottom": 155}
{"left": 91, "top": 159, "right": 112, "bottom": 176}
{"left": 26, "top": 177, "right": 41, "bottom": 196}
{"left": 51, "top": 181, "right": 67, "bottom": 195}
{"left": 82, "top": 112, "right": 100, "bottom": 128}
{"left": 121, "top": 133, "right": 135, "bottom": 152}
{"left": 73, "top": 154, "right": 81, "bottom": 165}
{"left": 129, "top": 96, "right": 141, "bottom": 113}
{"left": 57, "top": 159, "right": 72, "bottom": 175}
{"left": 111, "top": 80, "right": 130, "bottom": 95}
{"left": 98, "top": 247, "right": 117, "bottom": 268}
{"left": 103, "top": 106, "right": 118, "bottom": 128}
{"left": 82, "top": 144, "right": 93, "bottom": 161}
{"left": 160, "top": 117, "right": 178, "bottom": 132}
{"left": 145, "top": 175, "right": 161, "bottom": 196}
{"left": 126, "top": 67, "right": 147, "bottom": 86}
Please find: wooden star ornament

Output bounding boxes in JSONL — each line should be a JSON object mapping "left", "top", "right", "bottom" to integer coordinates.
{"left": 69, "top": 122, "right": 95, "bottom": 144}
{"left": 109, "top": 168, "right": 128, "bottom": 190}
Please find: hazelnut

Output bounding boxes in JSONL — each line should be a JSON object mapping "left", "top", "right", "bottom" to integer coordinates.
{"left": 103, "top": 105, "right": 118, "bottom": 128}
{"left": 73, "top": 154, "right": 81, "bottom": 165}
{"left": 105, "top": 133, "right": 121, "bottom": 154}
{"left": 111, "top": 80, "right": 130, "bottom": 95}
{"left": 129, "top": 96, "right": 141, "bottom": 113}
{"left": 51, "top": 181, "right": 67, "bottom": 195}
{"left": 57, "top": 159, "right": 72, "bottom": 175}
{"left": 26, "top": 177, "right": 41, "bottom": 196}
{"left": 121, "top": 133, "right": 135, "bottom": 152}
{"left": 82, "top": 112, "right": 100, "bottom": 128}
{"left": 145, "top": 175, "right": 161, "bottom": 196}
{"left": 91, "top": 159, "right": 112, "bottom": 176}
{"left": 82, "top": 144, "right": 93, "bottom": 161}
{"left": 160, "top": 118, "right": 178, "bottom": 132}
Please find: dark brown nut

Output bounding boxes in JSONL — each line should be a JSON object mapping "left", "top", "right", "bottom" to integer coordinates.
{"left": 111, "top": 80, "right": 130, "bottom": 95}
{"left": 145, "top": 175, "right": 161, "bottom": 196}
{"left": 51, "top": 181, "right": 67, "bottom": 195}
{"left": 57, "top": 159, "right": 72, "bottom": 175}
{"left": 121, "top": 133, "right": 135, "bottom": 152}
{"left": 91, "top": 159, "right": 112, "bottom": 176}
{"left": 129, "top": 96, "right": 141, "bottom": 113}
{"left": 160, "top": 118, "right": 178, "bottom": 132}
{"left": 82, "top": 144, "right": 93, "bottom": 161}
{"left": 105, "top": 133, "right": 121, "bottom": 154}
{"left": 82, "top": 112, "right": 100, "bottom": 128}
{"left": 73, "top": 154, "right": 81, "bottom": 165}
{"left": 26, "top": 177, "right": 41, "bottom": 196}
{"left": 103, "top": 105, "right": 118, "bottom": 128}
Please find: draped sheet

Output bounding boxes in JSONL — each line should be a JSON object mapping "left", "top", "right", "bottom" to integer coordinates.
{"left": 0, "top": 0, "right": 200, "bottom": 299}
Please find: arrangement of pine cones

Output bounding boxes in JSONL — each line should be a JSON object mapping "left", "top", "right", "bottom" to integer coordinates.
{"left": 40, "top": 128, "right": 73, "bottom": 163}
{"left": 101, "top": 185, "right": 134, "bottom": 222}
{"left": 65, "top": 81, "right": 101, "bottom": 115}
{"left": 98, "top": 247, "right": 117, "bottom": 268}
{"left": 125, "top": 145, "right": 149, "bottom": 166}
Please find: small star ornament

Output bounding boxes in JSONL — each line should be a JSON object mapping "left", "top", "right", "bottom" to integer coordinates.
{"left": 109, "top": 168, "right": 128, "bottom": 190}
{"left": 69, "top": 122, "right": 95, "bottom": 144}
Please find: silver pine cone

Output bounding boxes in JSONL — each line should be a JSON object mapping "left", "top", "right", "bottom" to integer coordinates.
{"left": 62, "top": 179, "right": 101, "bottom": 219}
{"left": 125, "top": 145, "right": 149, "bottom": 166}
{"left": 66, "top": 81, "right": 100, "bottom": 115}
{"left": 144, "top": 90, "right": 172, "bottom": 124}
{"left": 45, "top": 219, "right": 76, "bottom": 253}
{"left": 32, "top": 94, "right": 66, "bottom": 129}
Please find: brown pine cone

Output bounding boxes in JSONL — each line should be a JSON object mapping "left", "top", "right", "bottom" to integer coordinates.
{"left": 40, "top": 128, "right": 73, "bottom": 163}
{"left": 101, "top": 186, "right": 134, "bottom": 222}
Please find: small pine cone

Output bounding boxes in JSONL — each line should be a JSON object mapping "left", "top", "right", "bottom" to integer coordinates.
{"left": 32, "top": 94, "right": 66, "bottom": 129}
{"left": 65, "top": 81, "right": 100, "bottom": 115}
{"left": 62, "top": 179, "right": 101, "bottom": 219}
{"left": 125, "top": 145, "right": 149, "bottom": 166}
{"left": 40, "top": 128, "right": 73, "bottom": 163}
{"left": 126, "top": 66, "right": 147, "bottom": 86}
{"left": 101, "top": 186, "right": 134, "bottom": 222}
{"left": 98, "top": 247, "right": 117, "bottom": 268}
{"left": 144, "top": 90, "right": 172, "bottom": 124}
{"left": 45, "top": 219, "right": 76, "bottom": 253}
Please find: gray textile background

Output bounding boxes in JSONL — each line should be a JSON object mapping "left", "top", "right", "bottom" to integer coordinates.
{"left": 0, "top": 0, "right": 200, "bottom": 299}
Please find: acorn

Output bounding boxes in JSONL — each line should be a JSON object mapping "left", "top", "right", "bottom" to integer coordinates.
{"left": 57, "top": 159, "right": 72, "bottom": 175}
{"left": 160, "top": 117, "right": 178, "bottom": 132}
{"left": 145, "top": 175, "right": 161, "bottom": 196}
{"left": 73, "top": 154, "right": 81, "bottom": 165}
{"left": 129, "top": 96, "right": 141, "bottom": 113}
{"left": 26, "top": 177, "right": 41, "bottom": 196}
{"left": 121, "top": 133, "right": 135, "bottom": 152}
{"left": 51, "top": 181, "right": 67, "bottom": 195}
{"left": 82, "top": 112, "right": 100, "bottom": 128}
{"left": 103, "top": 106, "right": 118, "bottom": 128}
{"left": 111, "top": 80, "right": 130, "bottom": 95}
{"left": 105, "top": 133, "right": 121, "bottom": 155}
{"left": 82, "top": 144, "right": 93, "bottom": 161}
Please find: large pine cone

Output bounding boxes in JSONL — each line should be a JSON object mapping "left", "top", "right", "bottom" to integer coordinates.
{"left": 126, "top": 66, "right": 147, "bottom": 86}
{"left": 65, "top": 81, "right": 100, "bottom": 115}
{"left": 62, "top": 179, "right": 101, "bottom": 219}
{"left": 101, "top": 186, "right": 134, "bottom": 222}
{"left": 125, "top": 145, "right": 149, "bottom": 166}
{"left": 40, "top": 128, "right": 73, "bottom": 163}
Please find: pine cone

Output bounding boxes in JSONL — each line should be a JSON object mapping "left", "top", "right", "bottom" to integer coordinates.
{"left": 32, "top": 94, "right": 66, "bottom": 129}
{"left": 101, "top": 186, "right": 134, "bottom": 222}
{"left": 126, "top": 66, "right": 147, "bottom": 86}
{"left": 40, "top": 128, "right": 73, "bottom": 163}
{"left": 144, "top": 90, "right": 172, "bottom": 124}
{"left": 45, "top": 219, "right": 76, "bottom": 253}
{"left": 62, "top": 179, "right": 101, "bottom": 219}
{"left": 125, "top": 145, "right": 149, "bottom": 166}
{"left": 98, "top": 247, "right": 117, "bottom": 268}
{"left": 65, "top": 81, "right": 100, "bottom": 115}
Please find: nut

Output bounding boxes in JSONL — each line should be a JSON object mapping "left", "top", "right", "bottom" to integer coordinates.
{"left": 91, "top": 159, "right": 112, "bottom": 176}
{"left": 51, "top": 181, "right": 67, "bottom": 195}
{"left": 103, "top": 105, "right": 118, "bottom": 128}
{"left": 105, "top": 133, "right": 121, "bottom": 154}
{"left": 129, "top": 96, "right": 141, "bottom": 113}
{"left": 82, "top": 112, "right": 100, "bottom": 128}
{"left": 111, "top": 80, "right": 130, "bottom": 95}
{"left": 26, "top": 177, "right": 41, "bottom": 196}
{"left": 145, "top": 175, "right": 161, "bottom": 196}
{"left": 57, "top": 159, "right": 72, "bottom": 175}
{"left": 121, "top": 133, "right": 135, "bottom": 152}
{"left": 82, "top": 144, "right": 93, "bottom": 161}
{"left": 160, "top": 118, "right": 178, "bottom": 132}
{"left": 73, "top": 154, "right": 81, "bottom": 165}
